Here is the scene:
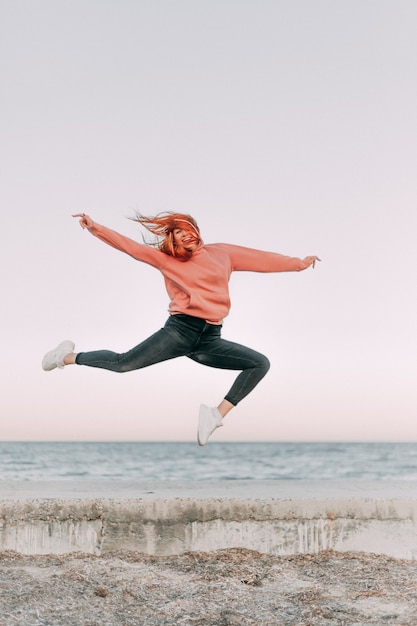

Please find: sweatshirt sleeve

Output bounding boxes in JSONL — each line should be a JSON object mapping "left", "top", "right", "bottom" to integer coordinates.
{"left": 216, "top": 243, "right": 309, "bottom": 272}
{"left": 88, "top": 223, "right": 168, "bottom": 269}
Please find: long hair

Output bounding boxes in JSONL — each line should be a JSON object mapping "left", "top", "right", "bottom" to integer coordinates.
{"left": 130, "top": 212, "right": 201, "bottom": 261}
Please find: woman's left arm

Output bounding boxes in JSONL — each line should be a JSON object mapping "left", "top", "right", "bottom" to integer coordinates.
{"left": 219, "top": 243, "right": 321, "bottom": 272}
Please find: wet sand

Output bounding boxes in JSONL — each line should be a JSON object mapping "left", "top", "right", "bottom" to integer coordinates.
{"left": 1, "top": 548, "right": 417, "bottom": 625}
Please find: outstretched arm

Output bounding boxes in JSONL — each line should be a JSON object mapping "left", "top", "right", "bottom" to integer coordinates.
{"left": 217, "top": 243, "right": 321, "bottom": 273}
{"left": 72, "top": 213, "right": 167, "bottom": 268}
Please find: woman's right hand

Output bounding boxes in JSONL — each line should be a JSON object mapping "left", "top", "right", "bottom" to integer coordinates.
{"left": 72, "top": 213, "right": 95, "bottom": 230}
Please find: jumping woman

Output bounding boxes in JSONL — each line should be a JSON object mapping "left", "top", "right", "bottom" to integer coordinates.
{"left": 42, "top": 212, "right": 320, "bottom": 445}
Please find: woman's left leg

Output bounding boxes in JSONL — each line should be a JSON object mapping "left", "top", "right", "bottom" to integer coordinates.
{"left": 189, "top": 325, "right": 270, "bottom": 445}
{"left": 188, "top": 326, "right": 271, "bottom": 409}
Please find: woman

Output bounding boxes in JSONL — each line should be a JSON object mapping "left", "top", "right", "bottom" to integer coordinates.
{"left": 42, "top": 212, "right": 320, "bottom": 445}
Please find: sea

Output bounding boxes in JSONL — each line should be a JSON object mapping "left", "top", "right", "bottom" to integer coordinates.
{"left": 1, "top": 441, "right": 417, "bottom": 482}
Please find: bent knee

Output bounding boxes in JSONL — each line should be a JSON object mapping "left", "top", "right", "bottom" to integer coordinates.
{"left": 257, "top": 353, "right": 270, "bottom": 374}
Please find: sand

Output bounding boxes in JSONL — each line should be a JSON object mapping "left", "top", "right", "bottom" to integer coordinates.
{"left": 1, "top": 549, "right": 417, "bottom": 625}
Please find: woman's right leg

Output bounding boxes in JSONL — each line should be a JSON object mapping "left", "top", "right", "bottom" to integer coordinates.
{"left": 74, "top": 317, "right": 197, "bottom": 372}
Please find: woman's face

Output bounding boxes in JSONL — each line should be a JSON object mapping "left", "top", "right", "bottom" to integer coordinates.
{"left": 173, "top": 227, "right": 199, "bottom": 252}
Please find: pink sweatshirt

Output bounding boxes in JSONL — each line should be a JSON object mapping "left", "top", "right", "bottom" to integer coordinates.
{"left": 90, "top": 223, "right": 310, "bottom": 324}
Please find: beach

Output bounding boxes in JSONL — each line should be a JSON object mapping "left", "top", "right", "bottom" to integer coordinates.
{"left": 2, "top": 548, "right": 417, "bottom": 625}
{"left": 1, "top": 480, "right": 417, "bottom": 623}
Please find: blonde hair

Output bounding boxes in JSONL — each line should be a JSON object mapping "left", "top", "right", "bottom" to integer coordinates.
{"left": 130, "top": 212, "right": 201, "bottom": 261}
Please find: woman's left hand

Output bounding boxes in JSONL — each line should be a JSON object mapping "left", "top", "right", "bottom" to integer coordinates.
{"left": 303, "top": 256, "right": 321, "bottom": 269}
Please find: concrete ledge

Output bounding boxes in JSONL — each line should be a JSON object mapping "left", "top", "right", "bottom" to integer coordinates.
{"left": 1, "top": 481, "right": 417, "bottom": 559}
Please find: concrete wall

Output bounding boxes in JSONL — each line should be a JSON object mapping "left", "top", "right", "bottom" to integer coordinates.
{"left": 1, "top": 494, "right": 417, "bottom": 559}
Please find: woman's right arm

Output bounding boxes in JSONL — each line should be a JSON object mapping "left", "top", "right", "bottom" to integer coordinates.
{"left": 72, "top": 214, "right": 167, "bottom": 269}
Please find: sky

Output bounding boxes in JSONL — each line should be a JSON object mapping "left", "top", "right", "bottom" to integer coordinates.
{"left": 1, "top": 0, "right": 417, "bottom": 442}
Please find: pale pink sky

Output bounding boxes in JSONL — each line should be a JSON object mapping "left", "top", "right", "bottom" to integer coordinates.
{"left": 1, "top": 0, "right": 416, "bottom": 441}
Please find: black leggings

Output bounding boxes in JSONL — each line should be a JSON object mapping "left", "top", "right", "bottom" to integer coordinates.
{"left": 75, "top": 314, "right": 270, "bottom": 405}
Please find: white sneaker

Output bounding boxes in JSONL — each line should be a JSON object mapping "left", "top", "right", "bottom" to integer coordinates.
{"left": 42, "top": 340, "right": 75, "bottom": 371}
{"left": 197, "top": 404, "right": 223, "bottom": 446}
